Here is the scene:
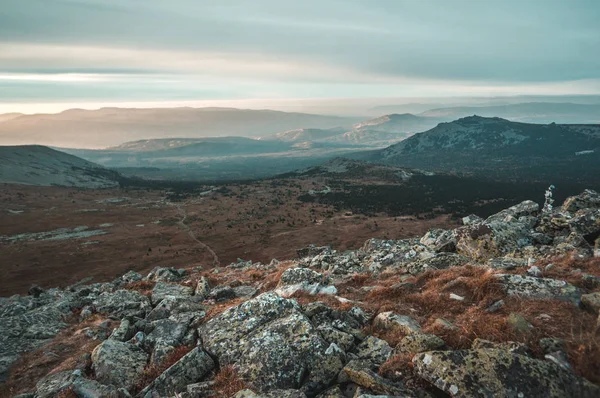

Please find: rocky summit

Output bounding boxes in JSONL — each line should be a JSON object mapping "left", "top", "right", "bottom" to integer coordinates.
{"left": 2, "top": 190, "right": 600, "bottom": 397}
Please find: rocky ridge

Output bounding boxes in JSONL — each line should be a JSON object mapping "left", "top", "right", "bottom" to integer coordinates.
{"left": 1, "top": 190, "right": 600, "bottom": 397}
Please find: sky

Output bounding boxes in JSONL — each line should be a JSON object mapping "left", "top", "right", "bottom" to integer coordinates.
{"left": 1, "top": 0, "right": 600, "bottom": 114}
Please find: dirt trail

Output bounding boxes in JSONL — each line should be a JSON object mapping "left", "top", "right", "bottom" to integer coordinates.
{"left": 169, "top": 201, "right": 221, "bottom": 267}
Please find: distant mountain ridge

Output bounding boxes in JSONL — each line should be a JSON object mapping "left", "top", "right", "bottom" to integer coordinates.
{"left": 419, "top": 102, "right": 600, "bottom": 124}
{"left": 0, "top": 145, "right": 121, "bottom": 188}
{"left": 0, "top": 107, "right": 361, "bottom": 148}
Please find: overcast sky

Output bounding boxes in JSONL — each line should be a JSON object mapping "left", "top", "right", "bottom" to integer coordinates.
{"left": 1, "top": 0, "right": 600, "bottom": 113}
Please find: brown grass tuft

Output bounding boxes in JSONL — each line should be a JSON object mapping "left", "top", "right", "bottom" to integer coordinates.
{"left": 204, "top": 298, "right": 246, "bottom": 321}
{"left": 211, "top": 365, "right": 250, "bottom": 397}
{"left": 124, "top": 280, "right": 156, "bottom": 296}
{"left": 133, "top": 345, "right": 194, "bottom": 393}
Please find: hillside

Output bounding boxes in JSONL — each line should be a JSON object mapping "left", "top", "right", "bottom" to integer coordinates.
{"left": 2, "top": 189, "right": 600, "bottom": 397}
{"left": 0, "top": 107, "right": 360, "bottom": 148}
{"left": 373, "top": 116, "right": 600, "bottom": 183}
{"left": 0, "top": 145, "right": 121, "bottom": 188}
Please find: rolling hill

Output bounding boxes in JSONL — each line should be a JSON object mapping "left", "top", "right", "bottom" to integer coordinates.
{"left": 0, "top": 145, "right": 121, "bottom": 188}
{"left": 370, "top": 116, "right": 600, "bottom": 184}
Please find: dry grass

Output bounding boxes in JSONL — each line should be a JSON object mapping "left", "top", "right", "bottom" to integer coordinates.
{"left": 133, "top": 345, "right": 194, "bottom": 393}
{"left": 124, "top": 280, "right": 156, "bottom": 296}
{"left": 211, "top": 365, "right": 250, "bottom": 397}
{"left": 0, "top": 315, "right": 115, "bottom": 397}
{"left": 204, "top": 298, "right": 246, "bottom": 321}
{"left": 289, "top": 291, "right": 355, "bottom": 312}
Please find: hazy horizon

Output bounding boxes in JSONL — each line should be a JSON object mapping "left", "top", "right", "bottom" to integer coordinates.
{"left": 2, "top": 0, "right": 600, "bottom": 115}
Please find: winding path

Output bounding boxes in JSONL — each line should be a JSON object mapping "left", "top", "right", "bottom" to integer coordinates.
{"left": 168, "top": 201, "right": 221, "bottom": 267}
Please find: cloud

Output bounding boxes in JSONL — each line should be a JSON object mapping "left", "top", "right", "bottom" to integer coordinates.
{"left": 1, "top": 0, "right": 600, "bottom": 109}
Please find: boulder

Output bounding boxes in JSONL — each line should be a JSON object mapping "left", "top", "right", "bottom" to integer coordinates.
{"left": 195, "top": 276, "right": 211, "bottom": 299}
{"left": 561, "top": 189, "right": 600, "bottom": 214}
{"left": 581, "top": 292, "right": 600, "bottom": 313}
{"left": 354, "top": 336, "right": 392, "bottom": 366}
{"left": 373, "top": 312, "right": 421, "bottom": 335}
{"left": 145, "top": 296, "right": 205, "bottom": 322}
{"left": 419, "top": 229, "right": 457, "bottom": 253}
{"left": 91, "top": 339, "right": 148, "bottom": 390}
{"left": 146, "top": 266, "right": 187, "bottom": 282}
{"left": 343, "top": 360, "right": 412, "bottom": 396}
{"left": 199, "top": 292, "right": 344, "bottom": 394}
{"left": 413, "top": 349, "right": 600, "bottom": 398}
{"left": 93, "top": 289, "right": 150, "bottom": 317}
{"left": 495, "top": 274, "right": 581, "bottom": 305}
{"left": 275, "top": 268, "right": 337, "bottom": 297}
{"left": 395, "top": 333, "right": 445, "bottom": 354}
{"left": 150, "top": 282, "right": 193, "bottom": 306}
{"left": 140, "top": 347, "right": 214, "bottom": 396}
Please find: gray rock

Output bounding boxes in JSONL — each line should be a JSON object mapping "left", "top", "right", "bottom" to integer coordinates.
{"left": 93, "top": 289, "right": 150, "bottom": 317}
{"left": 275, "top": 268, "right": 337, "bottom": 297}
{"left": 146, "top": 266, "right": 187, "bottom": 282}
{"left": 207, "top": 285, "right": 237, "bottom": 302}
{"left": 194, "top": 276, "right": 211, "bottom": 299}
{"left": 413, "top": 348, "right": 600, "bottom": 398}
{"left": 343, "top": 360, "right": 412, "bottom": 396}
{"left": 91, "top": 339, "right": 148, "bottom": 390}
{"left": 233, "top": 285, "right": 259, "bottom": 299}
{"left": 396, "top": 333, "right": 445, "bottom": 354}
{"left": 108, "top": 318, "right": 135, "bottom": 342}
{"left": 495, "top": 274, "right": 582, "bottom": 304}
{"left": 581, "top": 292, "right": 600, "bottom": 313}
{"left": 419, "top": 229, "right": 457, "bottom": 253}
{"left": 561, "top": 189, "right": 600, "bottom": 213}
{"left": 140, "top": 347, "right": 214, "bottom": 396}
{"left": 373, "top": 312, "right": 421, "bottom": 335}
{"left": 355, "top": 336, "right": 392, "bottom": 366}
{"left": 145, "top": 296, "right": 205, "bottom": 322}
{"left": 199, "top": 292, "right": 343, "bottom": 394}
{"left": 151, "top": 282, "right": 193, "bottom": 306}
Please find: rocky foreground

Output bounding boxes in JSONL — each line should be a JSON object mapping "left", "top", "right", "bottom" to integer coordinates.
{"left": 1, "top": 190, "right": 600, "bottom": 398}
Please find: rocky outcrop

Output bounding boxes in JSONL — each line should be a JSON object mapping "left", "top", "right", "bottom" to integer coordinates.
{"left": 413, "top": 348, "right": 600, "bottom": 398}
{"left": 91, "top": 339, "right": 148, "bottom": 390}
{"left": 199, "top": 292, "right": 345, "bottom": 395}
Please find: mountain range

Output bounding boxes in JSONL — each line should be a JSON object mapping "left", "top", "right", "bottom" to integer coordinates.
{"left": 0, "top": 107, "right": 361, "bottom": 148}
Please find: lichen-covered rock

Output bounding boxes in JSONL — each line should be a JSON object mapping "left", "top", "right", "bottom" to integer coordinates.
{"left": 93, "top": 289, "right": 150, "bottom": 317}
{"left": 343, "top": 360, "right": 412, "bottom": 396}
{"left": 354, "top": 335, "right": 392, "bottom": 365}
{"left": 145, "top": 296, "right": 205, "bottom": 322}
{"left": 456, "top": 219, "right": 532, "bottom": 261}
{"left": 233, "top": 285, "right": 259, "bottom": 299}
{"left": 581, "top": 292, "right": 600, "bottom": 313}
{"left": 373, "top": 312, "right": 421, "bottom": 335}
{"left": 150, "top": 282, "right": 193, "bottom": 306}
{"left": 471, "top": 338, "right": 529, "bottom": 355}
{"left": 275, "top": 268, "right": 337, "bottom": 297}
{"left": 235, "top": 389, "right": 308, "bottom": 398}
{"left": 0, "top": 292, "right": 79, "bottom": 382}
{"left": 91, "top": 339, "right": 148, "bottom": 390}
{"left": 419, "top": 229, "right": 457, "bottom": 253}
{"left": 108, "top": 318, "right": 135, "bottom": 342}
{"left": 140, "top": 347, "right": 214, "bottom": 396}
{"left": 208, "top": 285, "right": 237, "bottom": 302}
{"left": 395, "top": 333, "right": 445, "bottom": 354}
{"left": 195, "top": 276, "right": 211, "bottom": 299}
{"left": 314, "top": 385, "right": 345, "bottom": 398}
{"left": 413, "top": 349, "right": 600, "bottom": 398}
{"left": 199, "top": 292, "right": 344, "bottom": 394}
{"left": 405, "top": 253, "right": 468, "bottom": 274}
{"left": 145, "top": 318, "right": 190, "bottom": 363}
{"left": 34, "top": 371, "right": 120, "bottom": 398}
{"left": 146, "top": 266, "right": 187, "bottom": 282}
{"left": 561, "top": 189, "right": 600, "bottom": 214}
{"left": 495, "top": 274, "right": 581, "bottom": 304}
